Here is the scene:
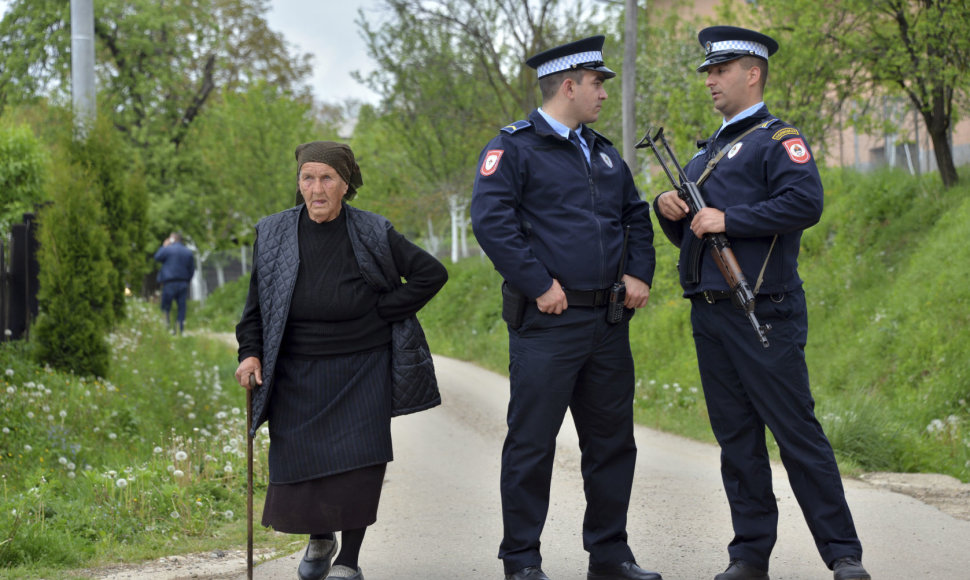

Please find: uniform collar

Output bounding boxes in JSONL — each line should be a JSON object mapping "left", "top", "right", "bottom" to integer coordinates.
{"left": 535, "top": 107, "right": 582, "bottom": 140}
{"left": 721, "top": 102, "right": 766, "bottom": 130}
{"left": 710, "top": 104, "right": 771, "bottom": 143}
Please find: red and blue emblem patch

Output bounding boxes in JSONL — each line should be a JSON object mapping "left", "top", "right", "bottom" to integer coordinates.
{"left": 480, "top": 149, "right": 503, "bottom": 176}
{"left": 782, "top": 138, "right": 811, "bottom": 164}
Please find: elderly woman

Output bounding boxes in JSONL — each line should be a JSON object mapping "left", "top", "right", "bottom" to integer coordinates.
{"left": 234, "top": 141, "right": 448, "bottom": 580}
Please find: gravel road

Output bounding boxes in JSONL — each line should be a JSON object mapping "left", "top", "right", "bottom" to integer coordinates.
{"left": 83, "top": 355, "right": 970, "bottom": 580}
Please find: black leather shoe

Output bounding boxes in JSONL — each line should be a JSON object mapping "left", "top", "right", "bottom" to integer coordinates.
{"left": 297, "top": 537, "right": 338, "bottom": 580}
{"left": 588, "top": 560, "right": 662, "bottom": 580}
{"left": 714, "top": 560, "right": 769, "bottom": 580}
{"left": 505, "top": 566, "right": 551, "bottom": 580}
{"left": 833, "top": 557, "right": 870, "bottom": 580}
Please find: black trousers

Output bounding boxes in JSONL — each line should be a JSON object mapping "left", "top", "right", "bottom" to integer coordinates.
{"left": 499, "top": 304, "right": 637, "bottom": 573}
{"left": 691, "top": 287, "right": 862, "bottom": 571}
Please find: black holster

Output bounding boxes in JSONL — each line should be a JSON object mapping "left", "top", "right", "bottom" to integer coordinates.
{"left": 501, "top": 281, "right": 527, "bottom": 330}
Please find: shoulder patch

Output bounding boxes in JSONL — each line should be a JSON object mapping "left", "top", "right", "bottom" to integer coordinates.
{"left": 500, "top": 120, "right": 532, "bottom": 134}
{"left": 480, "top": 149, "right": 504, "bottom": 176}
{"left": 782, "top": 138, "right": 811, "bottom": 164}
{"left": 772, "top": 127, "right": 800, "bottom": 141}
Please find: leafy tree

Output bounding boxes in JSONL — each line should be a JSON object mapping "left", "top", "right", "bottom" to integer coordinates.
{"left": 354, "top": 0, "right": 602, "bottom": 256}
{"left": 746, "top": 0, "right": 969, "bottom": 187}
{"left": 174, "top": 82, "right": 330, "bottom": 259}
{"left": 0, "top": 121, "right": 48, "bottom": 235}
{"left": 0, "top": 0, "right": 314, "bottom": 190}
{"left": 32, "top": 161, "right": 114, "bottom": 378}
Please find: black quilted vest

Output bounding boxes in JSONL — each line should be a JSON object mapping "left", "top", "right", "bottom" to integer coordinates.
{"left": 248, "top": 203, "right": 440, "bottom": 436}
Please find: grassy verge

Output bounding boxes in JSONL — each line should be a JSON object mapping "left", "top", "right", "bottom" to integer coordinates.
{"left": 0, "top": 302, "right": 299, "bottom": 578}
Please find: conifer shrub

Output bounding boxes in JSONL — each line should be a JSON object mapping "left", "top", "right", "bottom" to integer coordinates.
{"left": 67, "top": 117, "right": 151, "bottom": 320}
{"left": 31, "top": 163, "right": 114, "bottom": 378}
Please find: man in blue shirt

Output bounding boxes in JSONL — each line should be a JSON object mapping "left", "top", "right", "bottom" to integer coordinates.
{"left": 653, "top": 26, "right": 870, "bottom": 580}
{"left": 154, "top": 232, "right": 195, "bottom": 335}
{"left": 472, "top": 35, "right": 659, "bottom": 580}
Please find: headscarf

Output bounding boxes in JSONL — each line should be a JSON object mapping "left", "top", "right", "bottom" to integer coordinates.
{"left": 294, "top": 141, "right": 364, "bottom": 201}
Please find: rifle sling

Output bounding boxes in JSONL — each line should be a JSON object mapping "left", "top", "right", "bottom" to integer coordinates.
{"left": 694, "top": 122, "right": 778, "bottom": 295}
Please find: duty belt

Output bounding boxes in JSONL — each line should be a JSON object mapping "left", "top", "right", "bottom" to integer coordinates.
{"left": 697, "top": 290, "right": 733, "bottom": 304}
{"left": 563, "top": 288, "right": 612, "bottom": 307}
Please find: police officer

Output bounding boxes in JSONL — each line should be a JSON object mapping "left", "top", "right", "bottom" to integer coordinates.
{"left": 471, "top": 35, "right": 659, "bottom": 580}
{"left": 653, "top": 26, "right": 871, "bottom": 580}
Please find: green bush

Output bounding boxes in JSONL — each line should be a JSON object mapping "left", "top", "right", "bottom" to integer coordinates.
{"left": 68, "top": 116, "right": 151, "bottom": 320}
{"left": 31, "top": 163, "right": 114, "bottom": 378}
{"left": 0, "top": 122, "right": 48, "bottom": 235}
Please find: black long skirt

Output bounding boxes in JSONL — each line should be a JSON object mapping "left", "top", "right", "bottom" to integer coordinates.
{"left": 261, "top": 349, "right": 392, "bottom": 533}
{"left": 261, "top": 463, "right": 387, "bottom": 533}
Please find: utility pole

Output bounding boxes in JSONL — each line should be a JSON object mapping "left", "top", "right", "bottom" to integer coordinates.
{"left": 622, "top": 0, "right": 639, "bottom": 174}
{"left": 71, "top": 0, "right": 96, "bottom": 130}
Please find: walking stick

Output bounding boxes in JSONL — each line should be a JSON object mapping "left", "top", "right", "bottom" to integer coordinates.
{"left": 247, "top": 373, "right": 255, "bottom": 579}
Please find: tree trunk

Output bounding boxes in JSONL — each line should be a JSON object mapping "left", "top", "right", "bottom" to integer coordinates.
{"left": 449, "top": 195, "right": 460, "bottom": 263}
{"left": 912, "top": 84, "right": 958, "bottom": 187}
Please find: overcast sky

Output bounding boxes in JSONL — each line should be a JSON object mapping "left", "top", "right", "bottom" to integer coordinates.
{"left": 0, "top": 0, "right": 382, "bottom": 105}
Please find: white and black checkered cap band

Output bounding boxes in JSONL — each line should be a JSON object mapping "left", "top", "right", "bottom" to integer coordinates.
{"left": 706, "top": 39, "right": 768, "bottom": 60}
{"left": 536, "top": 50, "right": 604, "bottom": 77}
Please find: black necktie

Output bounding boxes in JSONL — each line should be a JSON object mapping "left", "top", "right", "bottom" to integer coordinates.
{"left": 570, "top": 130, "right": 588, "bottom": 166}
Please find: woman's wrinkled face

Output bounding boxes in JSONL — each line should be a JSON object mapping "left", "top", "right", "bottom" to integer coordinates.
{"left": 299, "top": 162, "right": 348, "bottom": 223}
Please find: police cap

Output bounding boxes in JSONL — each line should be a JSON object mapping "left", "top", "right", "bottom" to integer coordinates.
{"left": 696, "top": 26, "right": 778, "bottom": 72}
{"left": 526, "top": 35, "right": 616, "bottom": 79}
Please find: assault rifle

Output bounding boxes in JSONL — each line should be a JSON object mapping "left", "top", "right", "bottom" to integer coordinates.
{"left": 636, "top": 127, "right": 771, "bottom": 348}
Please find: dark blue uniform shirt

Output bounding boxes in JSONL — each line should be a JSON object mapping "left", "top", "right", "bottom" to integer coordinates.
{"left": 654, "top": 106, "right": 823, "bottom": 296}
{"left": 154, "top": 241, "right": 195, "bottom": 283}
{"left": 471, "top": 109, "right": 655, "bottom": 299}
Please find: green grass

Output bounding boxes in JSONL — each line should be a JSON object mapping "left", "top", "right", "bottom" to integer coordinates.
{"left": 0, "top": 302, "right": 298, "bottom": 578}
